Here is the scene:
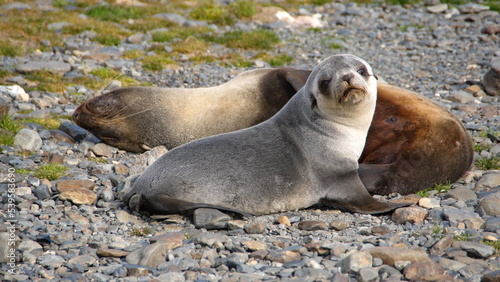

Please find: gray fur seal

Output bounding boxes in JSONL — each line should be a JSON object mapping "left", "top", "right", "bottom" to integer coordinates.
{"left": 123, "top": 54, "right": 408, "bottom": 216}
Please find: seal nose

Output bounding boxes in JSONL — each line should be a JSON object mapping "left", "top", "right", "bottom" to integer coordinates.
{"left": 342, "top": 72, "right": 355, "bottom": 84}
{"left": 72, "top": 109, "right": 80, "bottom": 121}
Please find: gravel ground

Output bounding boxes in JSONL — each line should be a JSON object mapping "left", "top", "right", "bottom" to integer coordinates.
{"left": 0, "top": 1, "right": 499, "bottom": 281}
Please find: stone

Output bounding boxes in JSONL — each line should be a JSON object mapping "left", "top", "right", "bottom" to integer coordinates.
{"left": 391, "top": 207, "right": 428, "bottom": 224}
{"left": 430, "top": 236, "right": 454, "bottom": 255}
{"left": 34, "top": 184, "right": 51, "bottom": 200}
{"left": 330, "top": 219, "right": 349, "bottom": 231}
{"left": 446, "top": 90, "right": 475, "bottom": 103}
{"left": 357, "top": 267, "right": 379, "bottom": 282}
{"left": 59, "top": 189, "right": 97, "bottom": 205}
{"left": 371, "top": 225, "right": 391, "bottom": 235}
{"left": 485, "top": 217, "right": 500, "bottom": 232}
{"left": 18, "top": 239, "right": 42, "bottom": 252}
{"left": 482, "top": 57, "right": 500, "bottom": 96}
{"left": 242, "top": 240, "right": 266, "bottom": 251}
{"left": 458, "top": 3, "right": 490, "bottom": 14}
{"left": 57, "top": 180, "right": 95, "bottom": 191}
{"left": 90, "top": 143, "right": 114, "bottom": 157}
{"left": 149, "top": 232, "right": 184, "bottom": 249}
{"left": 2, "top": 2, "right": 32, "bottom": 10}
{"left": 153, "top": 13, "right": 187, "bottom": 25}
{"left": 475, "top": 172, "right": 500, "bottom": 190}
{"left": 125, "top": 264, "right": 152, "bottom": 277}
{"left": 58, "top": 122, "right": 88, "bottom": 142}
{"left": 483, "top": 270, "right": 500, "bottom": 282}
{"left": 477, "top": 192, "right": 500, "bottom": 216}
{"left": 418, "top": 197, "right": 441, "bottom": 209}
{"left": 193, "top": 208, "right": 231, "bottom": 229}
{"left": 443, "top": 207, "right": 479, "bottom": 224}
{"left": 266, "top": 250, "right": 301, "bottom": 263}
{"left": 244, "top": 221, "right": 266, "bottom": 234}
{"left": 438, "top": 257, "right": 466, "bottom": 271}
{"left": 464, "top": 217, "right": 485, "bottom": 229}
{"left": 195, "top": 234, "right": 226, "bottom": 248}
{"left": 298, "top": 220, "right": 329, "bottom": 231}
{"left": 445, "top": 186, "right": 477, "bottom": 202}
{"left": 0, "top": 85, "right": 29, "bottom": 101}
{"left": 13, "top": 129, "right": 42, "bottom": 151}
{"left": 126, "top": 242, "right": 172, "bottom": 268}
{"left": 115, "top": 210, "right": 143, "bottom": 225}
{"left": 483, "top": 24, "right": 500, "bottom": 35}
{"left": 275, "top": 215, "right": 291, "bottom": 226}
{"left": 403, "top": 261, "right": 444, "bottom": 280}
{"left": 97, "top": 248, "right": 129, "bottom": 258}
{"left": 337, "top": 251, "right": 372, "bottom": 274}
{"left": 16, "top": 61, "right": 71, "bottom": 74}
{"left": 460, "top": 241, "right": 495, "bottom": 258}
{"left": 38, "top": 254, "right": 66, "bottom": 268}
{"left": 426, "top": 4, "right": 447, "bottom": 14}
{"left": 367, "top": 247, "right": 430, "bottom": 267}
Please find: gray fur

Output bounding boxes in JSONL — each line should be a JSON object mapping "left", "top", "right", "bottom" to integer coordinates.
{"left": 123, "top": 54, "right": 409, "bottom": 216}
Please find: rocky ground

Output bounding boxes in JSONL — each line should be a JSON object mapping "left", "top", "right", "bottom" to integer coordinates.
{"left": 0, "top": 1, "right": 499, "bottom": 281}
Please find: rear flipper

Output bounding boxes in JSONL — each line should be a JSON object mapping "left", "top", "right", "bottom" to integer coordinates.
{"left": 322, "top": 170, "right": 411, "bottom": 214}
{"left": 127, "top": 193, "right": 253, "bottom": 219}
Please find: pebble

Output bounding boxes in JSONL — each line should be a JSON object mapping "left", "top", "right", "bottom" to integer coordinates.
{"left": 0, "top": 1, "right": 499, "bottom": 281}
{"left": 13, "top": 128, "right": 42, "bottom": 151}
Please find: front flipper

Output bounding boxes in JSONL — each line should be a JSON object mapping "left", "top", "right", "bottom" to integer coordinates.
{"left": 322, "top": 170, "right": 410, "bottom": 214}
{"left": 358, "top": 163, "right": 393, "bottom": 195}
{"left": 142, "top": 194, "right": 253, "bottom": 219}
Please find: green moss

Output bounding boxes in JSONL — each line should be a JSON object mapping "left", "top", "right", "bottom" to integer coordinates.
{"left": 20, "top": 117, "right": 61, "bottom": 130}
{"left": 24, "top": 70, "right": 67, "bottom": 93}
{"left": 229, "top": 1, "right": 257, "bottom": 18}
{"left": 131, "top": 228, "right": 153, "bottom": 236}
{"left": 386, "top": 0, "right": 423, "bottom": 4}
{"left": 0, "top": 114, "right": 23, "bottom": 146}
{"left": 481, "top": 240, "right": 500, "bottom": 251}
{"left": 141, "top": 55, "right": 176, "bottom": 72}
{"left": 478, "top": 129, "right": 500, "bottom": 138}
{"left": 172, "top": 36, "right": 208, "bottom": 54}
{"left": 486, "top": 0, "right": 500, "bottom": 12}
{"left": 416, "top": 183, "right": 452, "bottom": 197}
{"left": 191, "top": 0, "right": 233, "bottom": 25}
{"left": 123, "top": 49, "right": 145, "bottom": 60}
{"left": 85, "top": 4, "right": 145, "bottom": 22}
{"left": 473, "top": 144, "right": 491, "bottom": 152}
{"left": 0, "top": 40, "right": 23, "bottom": 57}
{"left": 94, "top": 34, "right": 122, "bottom": 46}
{"left": 453, "top": 233, "right": 469, "bottom": 241}
{"left": 205, "top": 30, "right": 280, "bottom": 50}
{"left": 34, "top": 164, "right": 68, "bottom": 180}
{"left": 475, "top": 156, "right": 500, "bottom": 170}
{"left": 254, "top": 53, "right": 294, "bottom": 67}
{"left": 52, "top": 0, "right": 71, "bottom": 8}
{"left": 15, "top": 168, "right": 32, "bottom": 175}
{"left": 88, "top": 157, "right": 107, "bottom": 164}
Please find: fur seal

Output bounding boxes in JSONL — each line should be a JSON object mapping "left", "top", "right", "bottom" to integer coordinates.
{"left": 74, "top": 64, "right": 473, "bottom": 197}
{"left": 123, "top": 54, "right": 408, "bottom": 216}
{"left": 72, "top": 68, "right": 310, "bottom": 152}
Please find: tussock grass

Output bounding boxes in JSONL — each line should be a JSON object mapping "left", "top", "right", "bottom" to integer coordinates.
{"left": 34, "top": 164, "right": 68, "bottom": 180}
{"left": 475, "top": 156, "right": 500, "bottom": 170}
{"left": 416, "top": 183, "right": 452, "bottom": 197}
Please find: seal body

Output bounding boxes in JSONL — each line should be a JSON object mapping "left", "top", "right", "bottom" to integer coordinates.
{"left": 123, "top": 54, "right": 407, "bottom": 216}
{"left": 72, "top": 68, "right": 310, "bottom": 152}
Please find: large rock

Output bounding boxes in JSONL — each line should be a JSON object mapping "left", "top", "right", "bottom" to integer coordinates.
{"left": 477, "top": 192, "right": 500, "bottom": 216}
{"left": 337, "top": 251, "right": 372, "bottom": 274}
{"left": 391, "top": 207, "right": 428, "bottom": 224}
{"left": 13, "top": 129, "right": 42, "bottom": 151}
{"left": 367, "top": 247, "right": 430, "bottom": 267}
{"left": 403, "top": 261, "right": 444, "bottom": 280}
{"left": 483, "top": 57, "right": 500, "bottom": 96}
{"left": 125, "top": 242, "right": 173, "bottom": 268}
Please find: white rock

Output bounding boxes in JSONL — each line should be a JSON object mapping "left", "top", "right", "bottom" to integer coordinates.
{"left": 0, "top": 85, "right": 29, "bottom": 101}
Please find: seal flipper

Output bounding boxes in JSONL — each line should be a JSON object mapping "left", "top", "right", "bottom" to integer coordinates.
{"left": 279, "top": 69, "right": 312, "bottom": 92}
{"left": 322, "top": 170, "right": 410, "bottom": 214}
{"left": 144, "top": 194, "right": 253, "bottom": 219}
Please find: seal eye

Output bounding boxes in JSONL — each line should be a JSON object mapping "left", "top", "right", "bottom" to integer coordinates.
{"left": 319, "top": 79, "right": 331, "bottom": 94}
{"left": 357, "top": 66, "right": 368, "bottom": 77}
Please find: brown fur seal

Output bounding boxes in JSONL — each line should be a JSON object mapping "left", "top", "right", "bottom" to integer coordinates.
{"left": 123, "top": 54, "right": 409, "bottom": 216}
{"left": 72, "top": 68, "right": 310, "bottom": 152}
{"left": 74, "top": 66, "right": 473, "bottom": 196}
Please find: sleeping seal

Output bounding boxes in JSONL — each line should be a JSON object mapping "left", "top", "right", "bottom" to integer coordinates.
{"left": 123, "top": 54, "right": 408, "bottom": 216}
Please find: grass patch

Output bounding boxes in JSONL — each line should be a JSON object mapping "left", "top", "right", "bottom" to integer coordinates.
{"left": 123, "top": 49, "right": 145, "bottom": 60}
{"left": 416, "top": 183, "right": 452, "bottom": 197}
{"left": 254, "top": 53, "right": 294, "bottom": 67}
{"left": 482, "top": 240, "right": 500, "bottom": 251}
{"left": 131, "top": 228, "right": 153, "bottom": 236}
{"left": 191, "top": 0, "right": 234, "bottom": 25}
{"left": 453, "top": 233, "right": 469, "bottom": 241}
{"left": 205, "top": 30, "right": 280, "bottom": 50}
{"left": 85, "top": 4, "right": 145, "bottom": 22}
{"left": 229, "top": 1, "right": 257, "bottom": 18}
{"left": 220, "top": 53, "right": 253, "bottom": 68}
{"left": 0, "top": 114, "right": 23, "bottom": 146}
{"left": 88, "top": 157, "right": 107, "bottom": 164}
{"left": 486, "top": 0, "right": 500, "bottom": 12}
{"left": 475, "top": 156, "right": 500, "bottom": 170}
{"left": 94, "top": 34, "right": 122, "bottom": 46}
{"left": 141, "top": 55, "right": 176, "bottom": 72}
{"left": 478, "top": 129, "right": 500, "bottom": 138}
{"left": 0, "top": 40, "right": 23, "bottom": 57}
{"left": 34, "top": 164, "right": 68, "bottom": 180}
{"left": 172, "top": 36, "right": 208, "bottom": 54}
{"left": 20, "top": 117, "right": 61, "bottom": 130}
{"left": 473, "top": 144, "right": 491, "bottom": 152}
{"left": 24, "top": 70, "right": 67, "bottom": 93}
